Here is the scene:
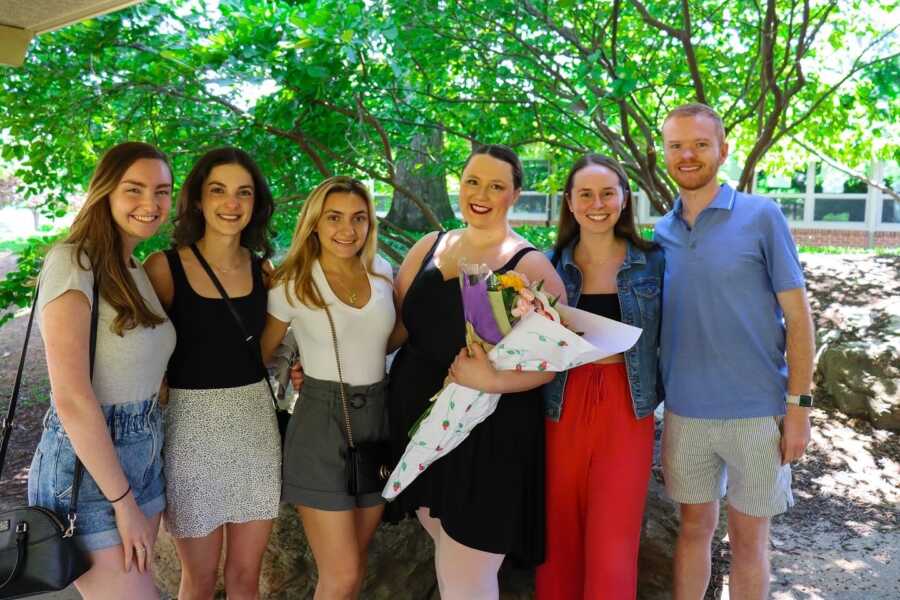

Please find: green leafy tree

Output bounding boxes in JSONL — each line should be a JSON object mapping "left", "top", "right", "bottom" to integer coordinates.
{"left": 0, "top": 0, "right": 897, "bottom": 320}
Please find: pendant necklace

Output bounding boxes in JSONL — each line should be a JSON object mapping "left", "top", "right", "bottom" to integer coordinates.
{"left": 330, "top": 273, "right": 360, "bottom": 305}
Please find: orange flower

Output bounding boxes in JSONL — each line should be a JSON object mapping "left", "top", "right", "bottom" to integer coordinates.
{"left": 498, "top": 272, "right": 526, "bottom": 291}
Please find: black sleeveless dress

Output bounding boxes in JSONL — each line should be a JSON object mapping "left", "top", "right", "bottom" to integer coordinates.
{"left": 387, "top": 232, "right": 545, "bottom": 566}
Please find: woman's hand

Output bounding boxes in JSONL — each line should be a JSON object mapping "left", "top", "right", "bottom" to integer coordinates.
{"left": 289, "top": 361, "right": 304, "bottom": 391}
{"left": 157, "top": 377, "right": 169, "bottom": 407}
{"left": 112, "top": 493, "right": 156, "bottom": 573}
{"left": 448, "top": 343, "right": 499, "bottom": 393}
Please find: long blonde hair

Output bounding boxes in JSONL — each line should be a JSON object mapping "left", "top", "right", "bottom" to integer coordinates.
{"left": 63, "top": 142, "right": 171, "bottom": 335}
{"left": 272, "top": 176, "right": 381, "bottom": 309}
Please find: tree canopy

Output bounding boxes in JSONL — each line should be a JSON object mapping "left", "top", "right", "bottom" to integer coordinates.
{"left": 1, "top": 0, "right": 896, "bottom": 224}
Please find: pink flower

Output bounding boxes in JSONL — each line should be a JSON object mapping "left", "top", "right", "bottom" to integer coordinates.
{"left": 511, "top": 297, "right": 534, "bottom": 318}
{"left": 518, "top": 288, "right": 535, "bottom": 302}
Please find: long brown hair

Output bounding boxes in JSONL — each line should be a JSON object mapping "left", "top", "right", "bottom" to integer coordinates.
{"left": 63, "top": 142, "right": 172, "bottom": 335}
{"left": 271, "top": 176, "right": 384, "bottom": 310}
{"left": 552, "top": 154, "right": 654, "bottom": 261}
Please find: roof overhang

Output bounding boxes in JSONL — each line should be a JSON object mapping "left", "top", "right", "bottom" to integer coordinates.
{"left": 0, "top": 0, "right": 142, "bottom": 67}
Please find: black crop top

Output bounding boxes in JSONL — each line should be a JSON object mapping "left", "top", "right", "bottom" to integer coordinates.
{"left": 163, "top": 249, "right": 267, "bottom": 389}
{"left": 577, "top": 293, "right": 621, "bottom": 322}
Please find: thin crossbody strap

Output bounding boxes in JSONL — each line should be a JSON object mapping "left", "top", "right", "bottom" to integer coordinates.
{"left": 311, "top": 280, "right": 355, "bottom": 449}
{"left": 67, "top": 278, "right": 99, "bottom": 533}
{"left": 188, "top": 244, "right": 279, "bottom": 406}
{"left": 0, "top": 287, "right": 41, "bottom": 476}
{"left": 0, "top": 274, "right": 98, "bottom": 537}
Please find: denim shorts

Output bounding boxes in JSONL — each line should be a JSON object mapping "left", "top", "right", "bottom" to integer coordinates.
{"left": 27, "top": 395, "right": 166, "bottom": 553}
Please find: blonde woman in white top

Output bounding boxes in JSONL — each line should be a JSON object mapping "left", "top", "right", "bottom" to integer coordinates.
{"left": 261, "top": 176, "right": 397, "bottom": 600}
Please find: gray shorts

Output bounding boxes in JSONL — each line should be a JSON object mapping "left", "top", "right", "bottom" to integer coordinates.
{"left": 662, "top": 411, "right": 794, "bottom": 517}
{"left": 282, "top": 375, "right": 388, "bottom": 511}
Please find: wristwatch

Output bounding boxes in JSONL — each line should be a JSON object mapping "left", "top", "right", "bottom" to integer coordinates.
{"left": 786, "top": 394, "right": 814, "bottom": 407}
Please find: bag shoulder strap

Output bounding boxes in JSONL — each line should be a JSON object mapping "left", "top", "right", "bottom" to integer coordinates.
{"left": 1, "top": 274, "right": 98, "bottom": 535}
{"left": 0, "top": 286, "right": 41, "bottom": 475}
{"left": 188, "top": 244, "right": 278, "bottom": 405}
{"left": 311, "top": 280, "right": 355, "bottom": 449}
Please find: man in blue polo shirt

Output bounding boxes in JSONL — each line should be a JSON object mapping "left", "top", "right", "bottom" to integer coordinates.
{"left": 654, "top": 104, "right": 815, "bottom": 600}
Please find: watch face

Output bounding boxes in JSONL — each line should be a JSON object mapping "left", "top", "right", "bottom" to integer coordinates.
{"left": 798, "top": 394, "right": 813, "bottom": 407}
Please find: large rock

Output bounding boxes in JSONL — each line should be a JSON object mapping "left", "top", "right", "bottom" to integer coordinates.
{"left": 815, "top": 302, "right": 900, "bottom": 430}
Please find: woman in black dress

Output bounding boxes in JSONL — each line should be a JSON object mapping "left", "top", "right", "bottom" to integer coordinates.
{"left": 387, "top": 145, "right": 566, "bottom": 599}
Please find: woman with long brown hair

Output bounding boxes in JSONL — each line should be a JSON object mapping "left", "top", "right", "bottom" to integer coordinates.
{"left": 537, "top": 153, "right": 663, "bottom": 599}
{"left": 259, "top": 176, "right": 396, "bottom": 600}
{"left": 28, "top": 142, "right": 176, "bottom": 598}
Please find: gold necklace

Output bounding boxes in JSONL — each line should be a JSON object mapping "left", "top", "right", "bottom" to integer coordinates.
{"left": 328, "top": 271, "right": 363, "bottom": 305}
{"left": 210, "top": 262, "right": 241, "bottom": 275}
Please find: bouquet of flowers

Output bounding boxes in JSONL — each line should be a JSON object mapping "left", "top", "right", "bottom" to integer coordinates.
{"left": 382, "top": 262, "right": 642, "bottom": 500}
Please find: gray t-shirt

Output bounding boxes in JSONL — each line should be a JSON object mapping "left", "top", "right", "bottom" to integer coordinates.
{"left": 37, "top": 243, "right": 176, "bottom": 406}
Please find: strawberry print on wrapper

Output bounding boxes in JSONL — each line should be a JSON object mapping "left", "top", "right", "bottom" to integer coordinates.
{"left": 382, "top": 305, "right": 643, "bottom": 501}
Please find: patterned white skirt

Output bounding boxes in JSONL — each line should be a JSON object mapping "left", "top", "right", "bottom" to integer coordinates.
{"left": 163, "top": 380, "right": 281, "bottom": 538}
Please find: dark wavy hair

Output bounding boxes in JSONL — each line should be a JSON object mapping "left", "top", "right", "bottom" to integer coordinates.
{"left": 462, "top": 144, "right": 524, "bottom": 190}
{"left": 173, "top": 147, "right": 275, "bottom": 259}
{"left": 552, "top": 153, "right": 655, "bottom": 260}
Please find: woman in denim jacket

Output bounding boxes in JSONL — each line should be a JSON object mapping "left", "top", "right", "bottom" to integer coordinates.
{"left": 536, "top": 154, "right": 664, "bottom": 600}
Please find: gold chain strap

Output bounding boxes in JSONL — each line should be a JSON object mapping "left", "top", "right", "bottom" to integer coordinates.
{"left": 314, "top": 281, "right": 355, "bottom": 449}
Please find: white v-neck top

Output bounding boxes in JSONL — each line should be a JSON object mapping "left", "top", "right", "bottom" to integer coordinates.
{"left": 267, "top": 256, "right": 395, "bottom": 385}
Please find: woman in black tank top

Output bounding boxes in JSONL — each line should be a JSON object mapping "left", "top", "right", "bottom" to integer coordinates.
{"left": 144, "top": 148, "right": 280, "bottom": 599}
{"left": 386, "top": 145, "right": 566, "bottom": 597}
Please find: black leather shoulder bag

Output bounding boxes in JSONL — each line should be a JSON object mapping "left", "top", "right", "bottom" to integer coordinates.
{"left": 0, "top": 278, "right": 98, "bottom": 598}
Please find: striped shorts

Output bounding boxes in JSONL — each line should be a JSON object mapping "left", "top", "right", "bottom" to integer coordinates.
{"left": 662, "top": 411, "right": 794, "bottom": 517}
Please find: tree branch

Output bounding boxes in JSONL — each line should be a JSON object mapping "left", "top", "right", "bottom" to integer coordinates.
{"left": 788, "top": 135, "right": 900, "bottom": 202}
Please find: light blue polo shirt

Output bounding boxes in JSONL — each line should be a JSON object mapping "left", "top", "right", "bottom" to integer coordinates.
{"left": 654, "top": 183, "right": 805, "bottom": 419}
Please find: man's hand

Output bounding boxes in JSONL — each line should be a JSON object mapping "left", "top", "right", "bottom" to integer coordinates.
{"left": 780, "top": 404, "right": 811, "bottom": 464}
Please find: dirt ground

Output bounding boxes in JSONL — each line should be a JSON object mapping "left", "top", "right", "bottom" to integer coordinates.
{"left": 1, "top": 251, "right": 898, "bottom": 599}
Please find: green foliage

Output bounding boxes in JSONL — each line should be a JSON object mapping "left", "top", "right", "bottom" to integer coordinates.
{"left": 0, "top": 232, "right": 65, "bottom": 326}
{"left": 0, "top": 238, "right": 30, "bottom": 253}
{"left": 0, "top": 0, "right": 897, "bottom": 318}
{"left": 0, "top": 0, "right": 895, "bottom": 220}
{"left": 514, "top": 225, "right": 557, "bottom": 251}
{"left": 797, "top": 245, "right": 900, "bottom": 255}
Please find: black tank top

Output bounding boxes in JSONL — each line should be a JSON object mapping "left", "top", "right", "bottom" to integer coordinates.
{"left": 164, "top": 248, "right": 267, "bottom": 389}
{"left": 577, "top": 293, "right": 621, "bottom": 322}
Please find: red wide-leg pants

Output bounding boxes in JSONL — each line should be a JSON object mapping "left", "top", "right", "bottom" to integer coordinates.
{"left": 535, "top": 362, "right": 654, "bottom": 600}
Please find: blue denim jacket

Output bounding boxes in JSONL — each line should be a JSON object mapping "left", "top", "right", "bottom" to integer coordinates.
{"left": 542, "top": 237, "right": 664, "bottom": 421}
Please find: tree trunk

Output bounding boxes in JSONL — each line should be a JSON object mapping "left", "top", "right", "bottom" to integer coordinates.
{"left": 386, "top": 130, "right": 453, "bottom": 231}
